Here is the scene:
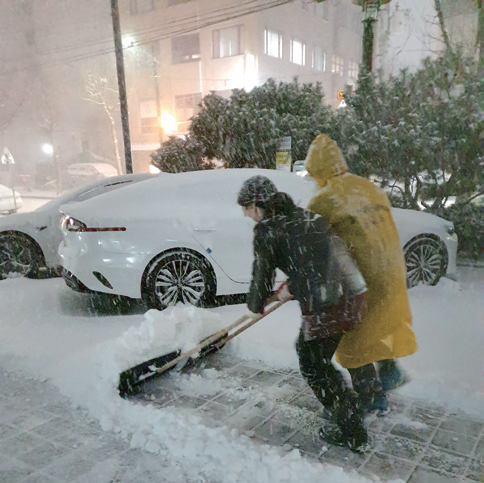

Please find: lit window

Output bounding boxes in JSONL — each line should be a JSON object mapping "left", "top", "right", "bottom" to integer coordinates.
{"left": 312, "top": 46, "right": 325, "bottom": 71}
{"left": 290, "top": 38, "right": 305, "bottom": 66}
{"left": 175, "top": 93, "right": 202, "bottom": 122}
{"left": 264, "top": 29, "right": 283, "bottom": 59}
{"left": 213, "top": 26, "right": 243, "bottom": 59}
{"left": 139, "top": 99, "right": 159, "bottom": 134}
{"left": 348, "top": 61, "right": 359, "bottom": 80}
{"left": 129, "top": 0, "right": 154, "bottom": 15}
{"left": 172, "top": 34, "right": 200, "bottom": 64}
{"left": 331, "top": 54, "right": 344, "bottom": 75}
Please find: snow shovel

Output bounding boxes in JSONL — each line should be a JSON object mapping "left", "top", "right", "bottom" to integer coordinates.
{"left": 118, "top": 295, "right": 291, "bottom": 398}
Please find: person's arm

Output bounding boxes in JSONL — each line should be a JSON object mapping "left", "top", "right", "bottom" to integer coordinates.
{"left": 330, "top": 235, "right": 367, "bottom": 297}
{"left": 247, "top": 224, "right": 276, "bottom": 314}
{"left": 323, "top": 235, "right": 367, "bottom": 325}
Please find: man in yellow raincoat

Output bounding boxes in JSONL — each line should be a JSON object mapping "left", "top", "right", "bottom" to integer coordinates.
{"left": 305, "top": 134, "right": 418, "bottom": 413}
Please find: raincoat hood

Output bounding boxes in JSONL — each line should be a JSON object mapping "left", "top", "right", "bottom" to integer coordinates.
{"left": 305, "top": 134, "right": 348, "bottom": 188}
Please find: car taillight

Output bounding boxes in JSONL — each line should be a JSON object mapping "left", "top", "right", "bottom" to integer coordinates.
{"left": 61, "top": 215, "right": 126, "bottom": 233}
{"left": 61, "top": 215, "right": 87, "bottom": 232}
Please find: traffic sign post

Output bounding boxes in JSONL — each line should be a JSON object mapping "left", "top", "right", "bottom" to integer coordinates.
{"left": 276, "top": 137, "right": 292, "bottom": 171}
{"left": 1, "top": 147, "right": 17, "bottom": 211}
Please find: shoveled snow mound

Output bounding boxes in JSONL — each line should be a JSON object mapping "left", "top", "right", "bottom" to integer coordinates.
{"left": 49, "top": 304, "right": 398, "bottom": 483}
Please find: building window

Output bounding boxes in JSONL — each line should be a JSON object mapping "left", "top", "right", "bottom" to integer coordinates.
{"left": 348, "top": 61, "right": 359, "bottom": 80}
{"left": 213, "top": 25, "right": 243, "bottom": 59}
{"left": 129, "top": 0, "right": 154, "bottom": 15}
{"left": 312, "top": 46, "right": 325, "bottom": 71}
{"left": 139, "top": 99, "right": 159, "bottom": 134}
{"left": 331, "top": 54, "right": 344, "bottom": 75}
{"left": 264, "top": 29, "right": 283, "bottom": 59}
{"left": 172, "top": 34, "right": 200, "bottom": 64}
{"left": 290, "top": 38, "right": 305, "bottom": 66}
{"left": 175, "top": 93, "right": 202, "bottom": 122}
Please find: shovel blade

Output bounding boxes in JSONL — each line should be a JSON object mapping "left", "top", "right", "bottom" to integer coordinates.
{"left": 118, "top": 350, "right": 180, "bottom": 398}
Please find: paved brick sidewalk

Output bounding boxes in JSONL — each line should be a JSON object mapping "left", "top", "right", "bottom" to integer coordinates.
{"left": 1, "top": 356, "right": 483, "bottom": 483}
{"left": 0, "top": 370, "right": 176, "bottom": 483}
{"left": 133, "top": 352, "right": 484, "bottom": 483}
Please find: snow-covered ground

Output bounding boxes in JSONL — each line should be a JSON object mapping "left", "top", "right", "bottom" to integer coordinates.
{"left": 0, "top": 265, "right": 483, "bottom": 483}
{"left": 0, "top": 194, "right": 483, "bottom": 482}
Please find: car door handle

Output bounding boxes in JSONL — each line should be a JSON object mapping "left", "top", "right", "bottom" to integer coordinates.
{"left": 194, "top": 228, "right": 216, "bottom": 232}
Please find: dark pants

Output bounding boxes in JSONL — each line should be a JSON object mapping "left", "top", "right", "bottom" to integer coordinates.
{"left": 348, "top": 363, "right": 384, "bottom": 410}
{"left": 349, "top": 359, "right": 405, "bottom": 409}
{"left": 295, "top": 331, "right": 363, "bottom": 436}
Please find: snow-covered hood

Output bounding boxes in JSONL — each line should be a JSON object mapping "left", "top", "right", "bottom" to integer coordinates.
{"left": 392, "top": 207, "right": 453, "bottom": 232}
{"left": 391, "top": 207, "right": 455, "bottom": 248}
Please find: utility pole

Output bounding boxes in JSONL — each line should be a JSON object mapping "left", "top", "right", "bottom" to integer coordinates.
{"left": 362, "top": 17, "right": 376, "bottom": 72}
{"left": 351, "top": 0, "right": 392, "bottom": 73}
{"left": 111, "top": 0, "right": 133, "bottom": 174}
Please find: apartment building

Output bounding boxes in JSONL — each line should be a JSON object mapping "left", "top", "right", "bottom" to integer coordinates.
{"left": 119, "top": 0, "right": 363, "bottom": 171}
{"left": 2, "top": 0, "right": 478, "bottom": 181}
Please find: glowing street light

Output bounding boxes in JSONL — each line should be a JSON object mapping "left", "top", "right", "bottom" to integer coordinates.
{"left": 160, "top": 111, "right": 178, "bottom": 135}
{"left": 42, "top": 143, "right": 54, "bottom": 155}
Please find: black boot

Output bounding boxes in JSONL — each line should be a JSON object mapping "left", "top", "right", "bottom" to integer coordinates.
{"left": 378, "top": 359, "right": 410, "bottom": 392}
{"left": 349, "top": 364, "right": 390, "bottom": 417}
{"left": 319, "top": 391, "right": 369, "bottom": 453}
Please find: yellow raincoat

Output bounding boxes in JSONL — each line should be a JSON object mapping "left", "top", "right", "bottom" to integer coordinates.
{"left": 305, "top": 134, "right": 417, "bottom": 369}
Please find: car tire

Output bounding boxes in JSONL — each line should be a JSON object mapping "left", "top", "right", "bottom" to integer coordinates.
{"left": 403, "top": 235, "right": 448, "bottom": 288}
{"left": 143, "top": 249, "right": 216, "bottom": 311}
{"left": 0, "top": 232, "right": 45, "bottom": 280}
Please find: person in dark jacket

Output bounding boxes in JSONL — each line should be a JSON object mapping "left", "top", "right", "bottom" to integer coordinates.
{"left": 237, "top": 175, "right": 368, "bottom": 452}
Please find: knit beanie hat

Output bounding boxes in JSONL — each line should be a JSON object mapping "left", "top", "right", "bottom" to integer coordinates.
{"left": 237, "top": 175, "right": 278, "bottom": 208}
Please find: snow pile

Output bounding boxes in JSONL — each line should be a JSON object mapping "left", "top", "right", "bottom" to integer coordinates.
{"left": 43, "top": 302, "right": 394, "bottom": 483}
{"left": 1, "top": 270, "right": 483, "bottom": 482}
{"left": 402, "top": 275, "right": 484, "bottom": 419}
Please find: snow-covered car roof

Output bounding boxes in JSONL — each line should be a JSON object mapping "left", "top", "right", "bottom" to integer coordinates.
{"left": 60, "top": 168, "right": 317, "bottom": 224}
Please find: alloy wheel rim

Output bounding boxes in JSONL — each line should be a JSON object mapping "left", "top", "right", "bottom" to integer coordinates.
{"left": 406, "top": 243, "right": 441, "bottom": 286}
{"left": 154, "top": 259, "right": 205, "bottom": 307}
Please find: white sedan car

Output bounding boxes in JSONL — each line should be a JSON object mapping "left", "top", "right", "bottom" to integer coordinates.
{"left": 58, "top": 169, "right": 458, "bottom": 310}
{"left": 0, "top": 173, "right": 155, "bottom": 280}
{"left": 0, "top": 184, "right": 23, "bottom": 214}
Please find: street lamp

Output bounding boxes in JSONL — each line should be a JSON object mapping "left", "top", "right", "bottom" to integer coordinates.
{"left": 42, "top": 143, "right": 54, "bottom": 156}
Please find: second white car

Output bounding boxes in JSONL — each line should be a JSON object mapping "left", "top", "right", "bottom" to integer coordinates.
{"left": 59, "top": 169, "right": 458, "bottom": 310}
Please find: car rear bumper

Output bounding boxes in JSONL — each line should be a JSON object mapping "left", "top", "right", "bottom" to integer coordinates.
{"left": 59, "top": 241, "right": 146, "bottom": 299}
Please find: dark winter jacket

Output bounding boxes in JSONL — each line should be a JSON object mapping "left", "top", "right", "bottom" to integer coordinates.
{"left": 247, "top": 193, "right": 330, "bottom": 314}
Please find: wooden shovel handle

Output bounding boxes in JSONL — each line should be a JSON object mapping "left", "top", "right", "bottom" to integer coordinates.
{"left": 218, "top": 297, "right": 291, "bottom": 346}
{"left": 153, "top": 296, "right": 290, "bottom": 374}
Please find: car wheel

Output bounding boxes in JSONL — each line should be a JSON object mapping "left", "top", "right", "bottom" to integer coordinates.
{"left": 0, "top": 233, "right": 45, "bottom": 280}
{"left": 143, "top": 249, "right": 216, "bottom": 310}
{"left": 404, "top": 235, "right": 448, "bottom": 288}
